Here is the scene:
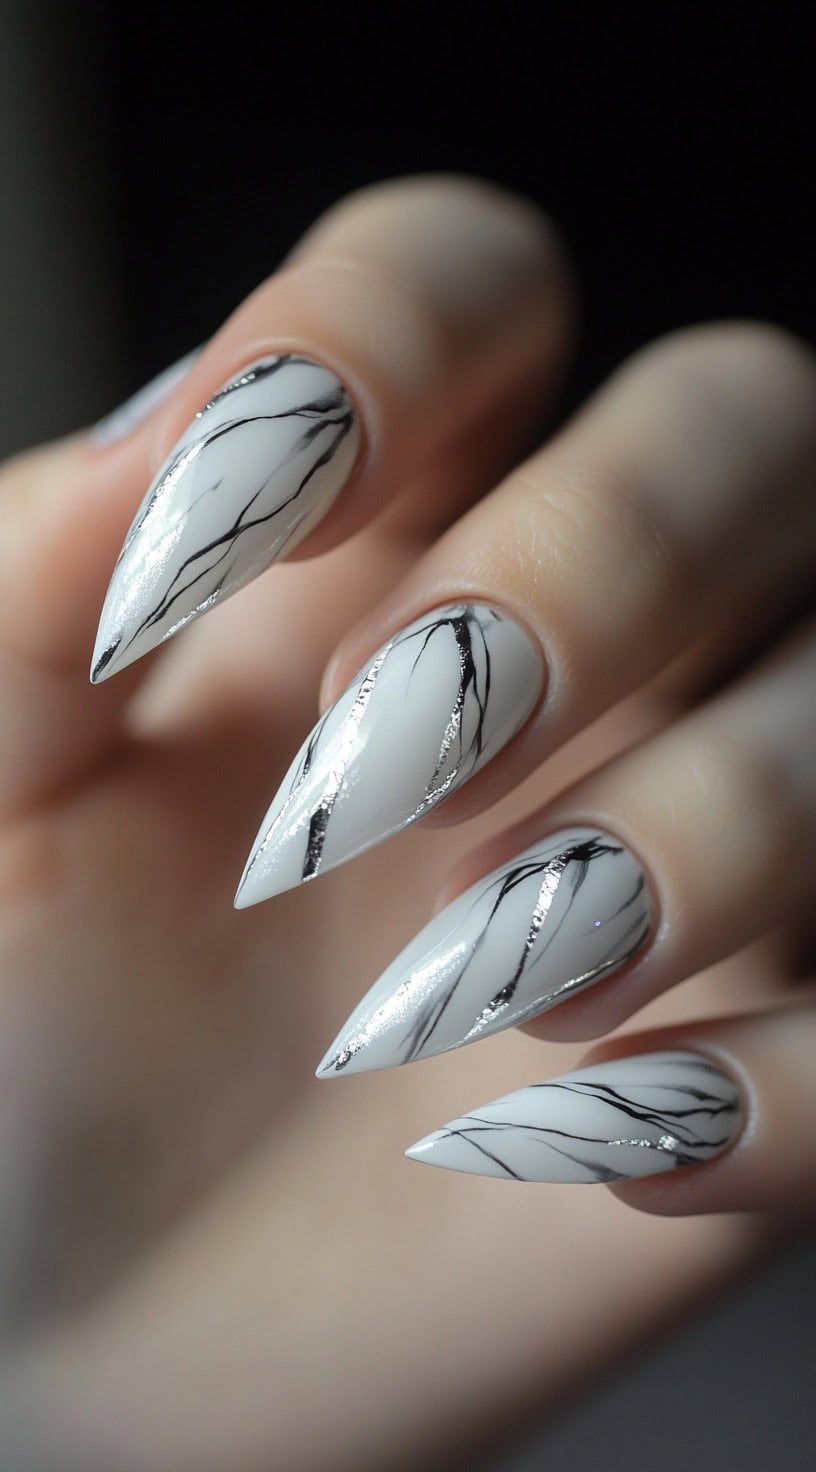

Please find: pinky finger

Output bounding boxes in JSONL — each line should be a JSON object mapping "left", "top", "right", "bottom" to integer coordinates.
{"left": 406, "top": 1001, "right": 816, "bottom": 1216}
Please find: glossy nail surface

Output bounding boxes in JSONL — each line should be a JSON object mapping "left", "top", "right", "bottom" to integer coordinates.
{"left": 406, "top": 1052, "right": 743, "bottom": 1182}
{"left": 235, "top": 603, "right": 542, "bottom": 906}
{"left": 316, "top": 827, "right": 652, "bottom": 1077}
{"left": 91, "top": 355, "right": 360, "bottom": 681}
{"left": 91, "top": 348, "right": 200, "bottom": 446}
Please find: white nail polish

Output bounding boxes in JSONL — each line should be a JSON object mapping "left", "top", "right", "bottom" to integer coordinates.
{"left": 90, "top": 349, "right": 200, "bottom": 447}
{"left": 406, "top": 1052, "right": 743, "bottom": 1183}
{"left": 90, "top": 355, "right": 360, "bottom": 681}
{"left": 316, "top": 827, "right": 652, "bottom": 1076}
{"left": 235, "top": 603, "right": 543, "bottom": 906}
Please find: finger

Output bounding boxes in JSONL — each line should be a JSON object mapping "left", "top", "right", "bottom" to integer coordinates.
{"left": 234, "top": 322, "right": 816, "bottom": 906}
{"left": 0, "top": 436, "right": 155, "bottom": 814}
{"left": 0, "top": 178, "right": 570, "bottom": 808}
{"left": 299, "top": 322, "right": 816, "bottom": 847}
{"left": 605, "top": 1003, "right": 816, "bottom": 1215}
{"left": 314, "top": 614, "right": 816, "bottom": 1074}
{"left": 0, "top": 1045, "right": 762, "bottom": 1472}
{"left": 407, "top": 1002, "right": 816, "bottom": 1218}
{"left": 406, "top": 1046, "right": 745, "bottom": 1191}
{"left": 90, "top": 175, "right": 573, "bottom": 682}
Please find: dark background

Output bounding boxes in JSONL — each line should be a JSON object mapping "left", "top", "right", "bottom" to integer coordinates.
{"left": 6, "top": 2, "right": 814, "bottom": 437}
{"left": 1, "top": 3, "right": 814, "bottom": 1468}
{"left": 111, "top": 4, "right": 816, "bottom": 408}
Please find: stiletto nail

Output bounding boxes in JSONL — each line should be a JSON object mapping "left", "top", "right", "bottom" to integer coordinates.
{"left": 90, "top": 355, "right": 360, "bottom": 681}
{"left": 91, "top": 348, "right": 200, "bottom": 446}
{"left": 316, "top": 826, "right": 652, "bottom": 1077}
{"left": 406, "top": 1051, "right": 743, "bottom": 1182}
{"left": 234, "top": 603, "right": 543, "bottom": 906}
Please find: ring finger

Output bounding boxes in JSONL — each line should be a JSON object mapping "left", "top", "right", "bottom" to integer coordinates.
{"left": 312, "top": 611, "right": 816, "bottom": 1073}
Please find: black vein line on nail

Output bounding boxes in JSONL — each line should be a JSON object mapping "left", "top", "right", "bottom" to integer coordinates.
{"left": 324, "top": 838, "right": 622, "bottom": 1072}
{"left": 445, "top": 1120, "right": 625, "bottom": 1182}
{"left": 417, "top": 609, "right": 494, "bottom": 812}
{"left": 115, "top": 400, "right": 355, "bottom": 659}
{"left": 246, "top": 605, "right": 503, "bottom": 896}
{"left": 494, "top": 1090, "right": 738, "bottom": 1147}
{"left": 138, "top": 412, "right": 350, "bottom": 620}
{"left": 238, "top": 647, "right": 391, "bottom": 896}
{"left": 327, "top": 838, "right": 651, "bottom": 1074}
{"left": 114, "top": 356, "right": 306, "bottom": 566}
{"left": 488, "top": 922, "right": 653, "bottom": 1034}
{"left": 440, "top": 1071, "right": 738, "bottom": 1178}
{"left": 548, "top": 1080, "right": 737, "bottom": 1128}
{"left": 404, "top": 838, "right": 631, "bottom": 1061}
{"left": 299, "top": 646, "right": 391, "bottom": 881}
{"left": 441, "top": 1124, "right": 523, "bottom": 1179}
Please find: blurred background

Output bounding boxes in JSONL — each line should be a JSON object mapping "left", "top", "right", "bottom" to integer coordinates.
{"left": 0, "top": 2, "right": 813, "bottom": 1467}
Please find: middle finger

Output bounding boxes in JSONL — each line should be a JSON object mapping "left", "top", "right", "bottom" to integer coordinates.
{"left": 237, "top": 322, "right": 816, "bottom": 905}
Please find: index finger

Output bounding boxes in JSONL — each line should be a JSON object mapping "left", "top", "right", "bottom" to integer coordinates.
{"left": 90, "top": 176, "right": 574, "bottom": 681}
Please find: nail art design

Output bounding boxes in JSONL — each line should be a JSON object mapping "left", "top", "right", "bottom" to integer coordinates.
{"left": 234, "top": 603, "right": 542, "bottom": 906}
{"left": 91, "top": 348, "right": 200, "bottom": 447}
{"left": 406, "top": 1052, "right": 742, "bottom": 1182}
{"left": 316, "top": 826, "right": 651, "bottom": 1077}
{"left": 91, "top": 355, "right": 360, "bottom": 681}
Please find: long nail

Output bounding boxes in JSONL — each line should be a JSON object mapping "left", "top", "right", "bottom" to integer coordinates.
{"left": 90, "top": 355, "right": 360, "bottom": 682}
{"left": 406, "top": 1052, "right": 743, "bottom": 1182}
{"left": 316, "top": 827, "right": 652, "bottom": 1076}
{"left": 90, "top": 348, "right": 200, "bottom": 447}
{"left": 234, "top": 603, "right": 543, "bottom": 906}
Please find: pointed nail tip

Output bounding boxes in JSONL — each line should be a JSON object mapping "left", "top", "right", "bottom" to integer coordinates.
{"left": 314, "top": 1039, "right": 378, "bottom": 1080}
{"left": 313, "top": 1047, "right": 350, "bottom": 1080}
{"left": 404, "top": 1135, "right": 434, "bottom": 1159}
{"left": 89, "top": 653, "right": 112, "bottom": 685}
{"left": 235, "top": 859, "right": 310, "bottom": 906}
{"left": 232, "top": 852, "right": 265, "bottom": 909}
{"left": 314, "top": 1053, "right": 348, "bottom": 1080}
{"left": 90, "top": 632, "right": 123, "bottom": 684}
{"left": 404, "top": 1134, "right": 450, "bottom": 1167}
{"left": 232, "top": 867, "right": 298, "bottom": 909}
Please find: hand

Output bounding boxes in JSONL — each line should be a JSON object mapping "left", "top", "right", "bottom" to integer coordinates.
{"left": 0, "top": 177, "right": 813, "bottom": 1471}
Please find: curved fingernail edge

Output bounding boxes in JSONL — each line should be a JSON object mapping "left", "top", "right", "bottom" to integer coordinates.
{"left": 234, "top": 602, "right": 543, "bottom": 907}
{"left": 90, "top": 354, "right": 361, "bottom": 683}
{"left": 315, "top": 826, "right": 653, "bottom": 1077}
{"left": 406, "top": 1051, "right": 743, "bottom": 1183}
{"left": 90, "top": 348, "right": 201, "bottom": 447}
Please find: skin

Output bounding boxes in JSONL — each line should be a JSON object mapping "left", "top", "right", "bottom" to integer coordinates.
{"left": 0, "top": 177, "right": 813, "bottom": 1471}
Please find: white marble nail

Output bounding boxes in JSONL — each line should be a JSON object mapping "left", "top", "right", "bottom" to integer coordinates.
{"left": 90, "top": 348, "right": 200, "bottom": 447}
{"left": 316, "top": 826, "right": 652, "bottom": 1076}
{"left": 91, "top": 355, "right": 360, "bottom": 681}
{"left": 234, "top": 603, "right": 543, "bottom": 906}
{"left": 406, "top": 1051, "right": 743, "bottom": 1182}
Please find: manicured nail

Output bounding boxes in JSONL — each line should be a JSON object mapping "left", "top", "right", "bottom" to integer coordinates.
{"left": 90, "top": 355, "right": 360, "bottom": 682}
{"left": 234, "top": 603, "right": 543, "bottom": 906}
{"left": 91, "top": 349, "right": 201, "bottom": 447}
{"left": 406, "top": 1051, "right": 743, "bottom": 1182}
{"left": 316, "top": 826, "right": 652, "bottom": 1076}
